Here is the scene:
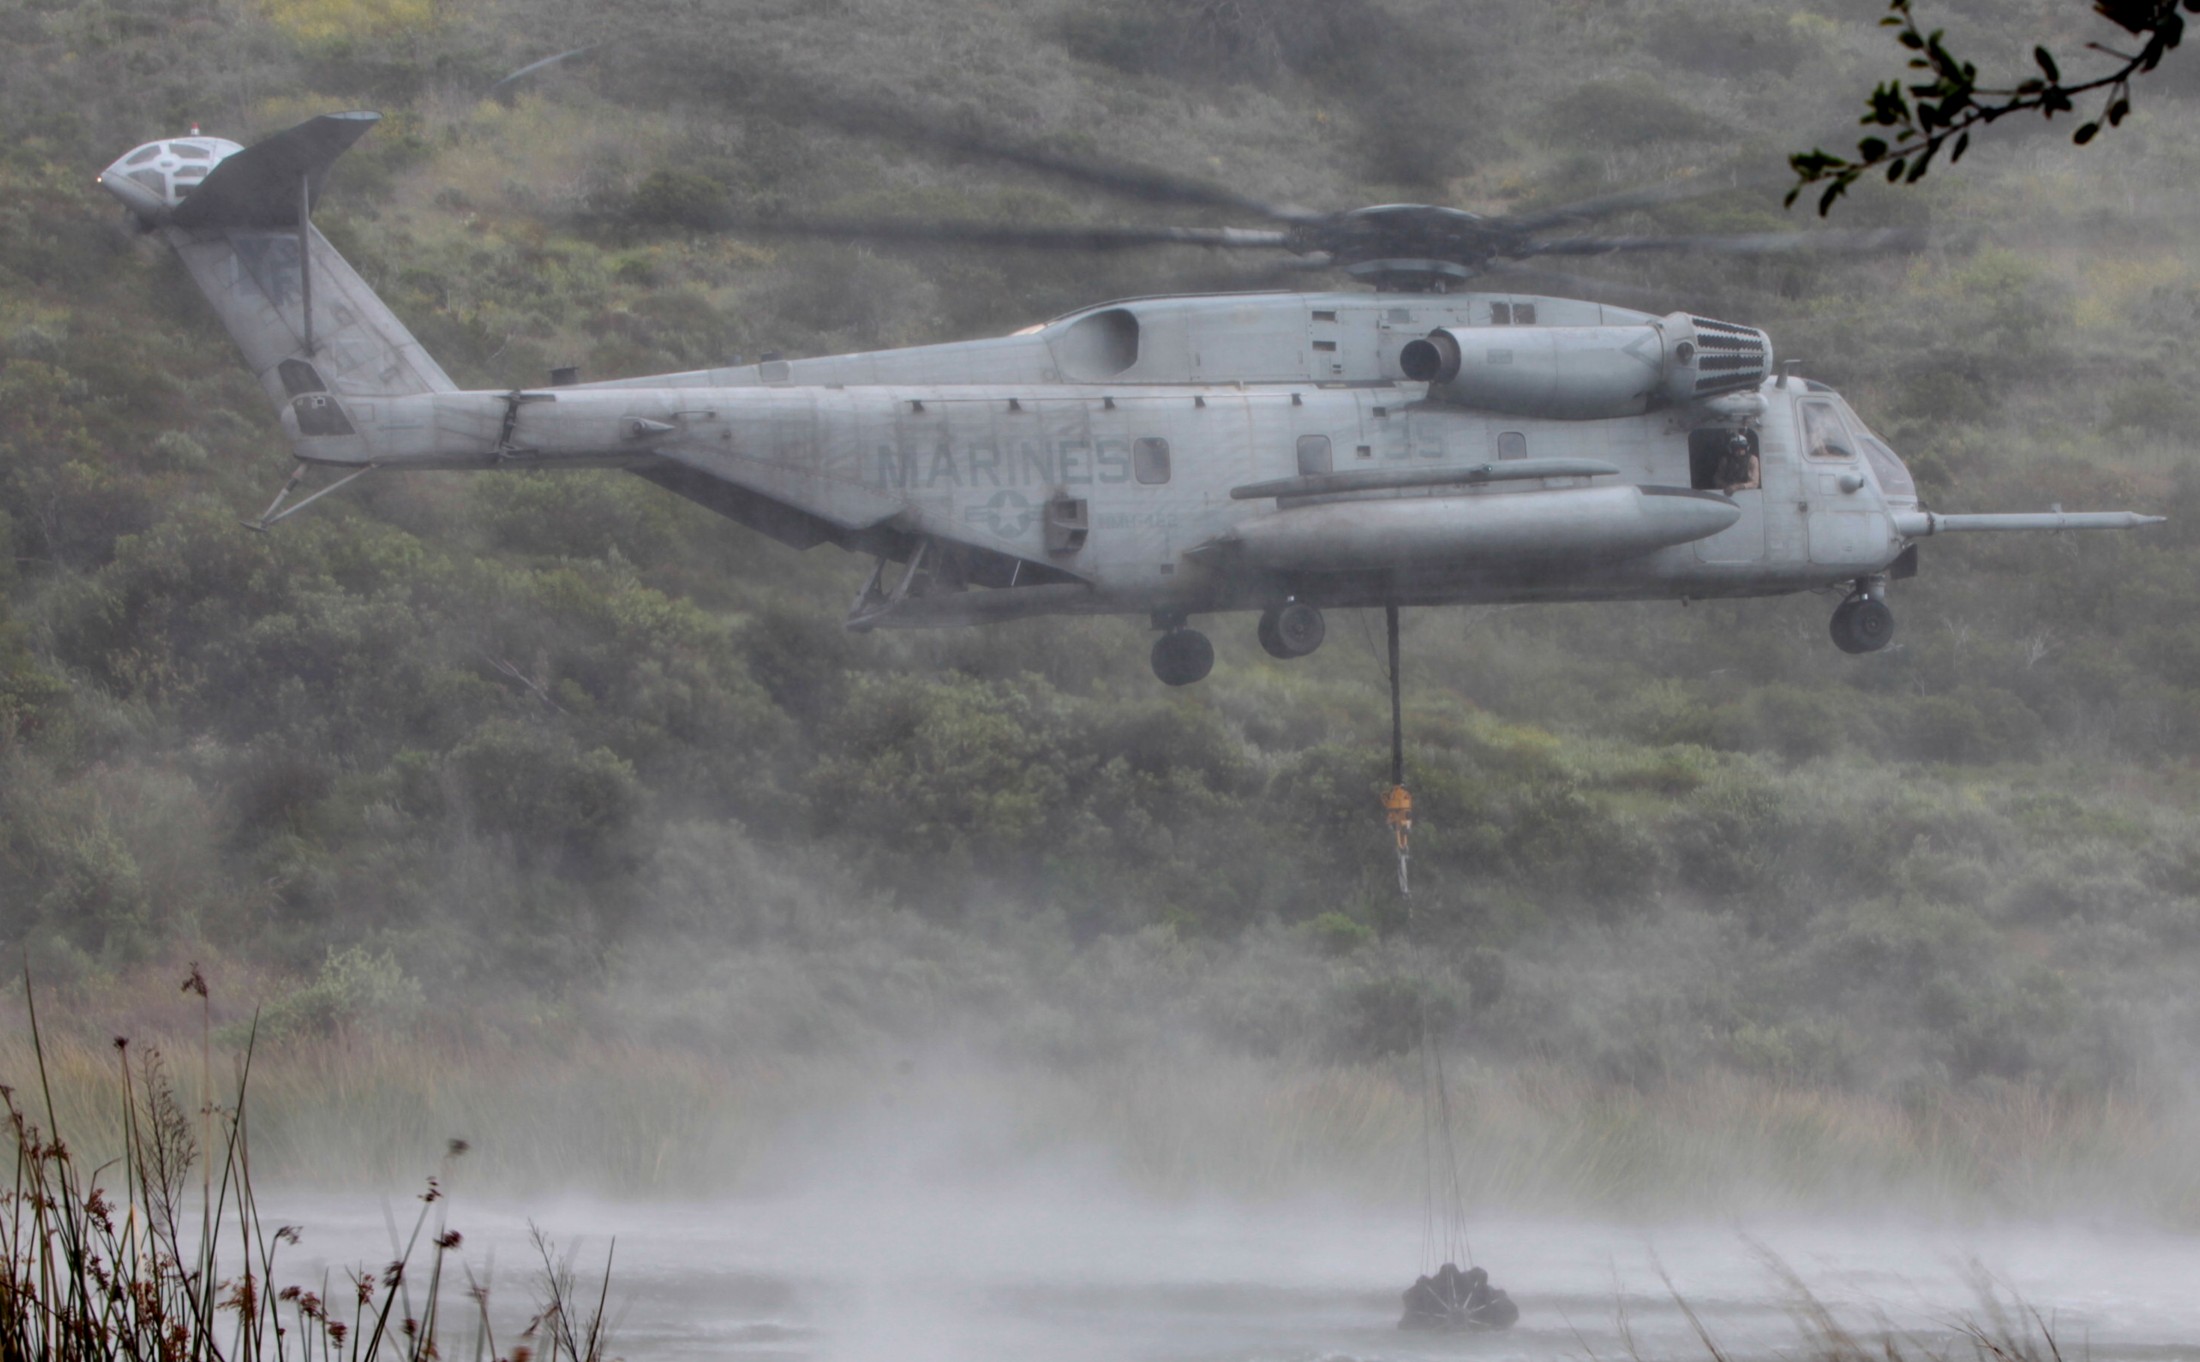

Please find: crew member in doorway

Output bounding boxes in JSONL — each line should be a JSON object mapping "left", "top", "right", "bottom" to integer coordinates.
{"left": 1716, "top": 428, "right": 1761, "bottom": 492}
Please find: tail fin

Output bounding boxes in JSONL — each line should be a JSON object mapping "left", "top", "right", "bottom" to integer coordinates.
{"left": 102, "top": 112, "right": 455, "bottom": 409}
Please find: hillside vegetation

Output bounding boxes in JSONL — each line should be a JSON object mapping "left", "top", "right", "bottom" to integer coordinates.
{"left": 3, "top": 0, "right": 2199, "bottom": 1214}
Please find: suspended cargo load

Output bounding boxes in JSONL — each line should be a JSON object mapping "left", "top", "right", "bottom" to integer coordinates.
{"left": 1400, "top": 1263, "right": 1519, "bottom": 1332}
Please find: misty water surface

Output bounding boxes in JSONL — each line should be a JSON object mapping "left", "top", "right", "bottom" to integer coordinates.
{"left": 268, "top": 1186, "right": 2200, "bottom": 1362}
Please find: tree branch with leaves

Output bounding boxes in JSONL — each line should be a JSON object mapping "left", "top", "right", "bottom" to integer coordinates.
{"left": 1791, "top": 0, "right": 2196, "bottom": 214}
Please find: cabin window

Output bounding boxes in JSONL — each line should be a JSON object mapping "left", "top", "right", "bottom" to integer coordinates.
{"left": 126, "top": 146, "right": 161, "bottom": 166}
{"left": 1297, "top": 434, "right": 1333, "bottom": 476}
{"left": 1496, "top": 431, "right": 1528, "bottom": 460}
{"left": 1515, "top": 303, "right": 1536, "bottom": 324}
{"left": 1491, "top": 302, "right": 1512, "bottom": 325}
{"left": 1312, "top": 340, "right": 1337, "bottom": 352}
{"left": 1861, "top": 437, "right": 1915, "bottom": 500}
{"left": 1312, "top": 310, "right": 1338, "bottom": 322}
{"left": 1800, "top": 401, "right": 1854, "bottom": 460}
{"left": 1134, "top": 436, "right": 1171, "bottom": 484}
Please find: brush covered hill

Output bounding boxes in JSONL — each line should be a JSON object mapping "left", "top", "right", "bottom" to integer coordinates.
{"left": 3, "top": 0, "right": 2200, "bottom": 1212}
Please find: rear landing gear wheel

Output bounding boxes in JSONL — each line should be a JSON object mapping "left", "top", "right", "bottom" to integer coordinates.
{"left": 1830, "top": 597, "right": 1895, "bottom": 654}
{"left": 1151, "top": 628, "right": 1215, "bottom": 685}
{"left": 1257, "top": 602, "right": 1326, "bottom": 659}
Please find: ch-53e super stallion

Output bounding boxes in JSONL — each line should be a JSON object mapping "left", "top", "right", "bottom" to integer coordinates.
{"left": 99, "top": 111, "right": 2163, "bottom": 687}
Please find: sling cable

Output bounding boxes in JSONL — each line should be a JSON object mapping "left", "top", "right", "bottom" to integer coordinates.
{"left": 1381, "top": 603, "right": 1518, "bottom": 1333}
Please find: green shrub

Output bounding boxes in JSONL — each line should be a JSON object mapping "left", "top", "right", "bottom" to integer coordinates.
{"left": 1303, "top": 910, "right": 1374, "bottom": 955}
{"left": 450, "top": 720, "right": 644, "bottom": 877}
{"left": 1331, "top": 970, "right": 1455, "bottom": 1059}
{"left": 241, "top": 945, "right": 426, "bottom": 1044}
{"left": 624, "top": 169, "right": 732, "bottom": 232}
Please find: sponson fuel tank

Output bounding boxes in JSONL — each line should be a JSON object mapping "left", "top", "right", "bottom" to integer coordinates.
{"left": 1199, "top": 485, "right": 1742, "bottom": 572}
{"left": 1399, "top": 313, "right": 1771, "bottom": 420}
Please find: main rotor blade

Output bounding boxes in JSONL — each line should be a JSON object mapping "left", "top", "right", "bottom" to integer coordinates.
{"left": 725, "top": 75, "right": 1310, "bottom": 221}
{"left": 1513, "top": 227, "right": 1925, "bottom": 258}
{"left": 1473, "top": 266, "right": 1679, "bottom": 313}
{"left": 489, "top": 43, "right": 607, "bottom": 95}
{"left": 1171, "top": 256, "right": 1340, "bottom": 293}
{"left": 1488, "top": 177, "right": 1751, "bottom": 234}
{"left": 723, "top": 217, "right": 1297, "bottom": 252}
{"left": 861, "top": 118, "right": 1311, "bottom": 222}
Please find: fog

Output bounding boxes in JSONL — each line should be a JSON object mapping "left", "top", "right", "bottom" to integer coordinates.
{"left": 263, "top": 1109, "right": 2200, "bottom": 1362}
{"left": 239, "top": 1047, "right": 2200, "bottom": 1359}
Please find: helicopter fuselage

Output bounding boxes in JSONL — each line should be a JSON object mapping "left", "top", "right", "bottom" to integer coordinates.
{"left": 281, "top": 289, "right": 1907, "bottom": 627}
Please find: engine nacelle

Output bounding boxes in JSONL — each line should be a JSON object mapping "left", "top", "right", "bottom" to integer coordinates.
{"left": 1399, "top": 312, "right": 1771, "bottom": 420}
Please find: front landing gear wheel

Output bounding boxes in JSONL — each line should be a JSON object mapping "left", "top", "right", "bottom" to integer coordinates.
{"left": 1151, "top": 628, "right": 1215, "bottom": 685}
{"left": 1830, "top": 597, "right": 1895, "bottom": 654}
{"left": 1257, "top": 602, "right": 1326, "bottom": 659}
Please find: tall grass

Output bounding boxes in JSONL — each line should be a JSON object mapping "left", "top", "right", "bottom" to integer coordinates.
{"left": 0, "top": 973, "right": 615, "bottom": 1362}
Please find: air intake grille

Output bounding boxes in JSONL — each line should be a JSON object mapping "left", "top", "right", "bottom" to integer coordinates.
{"left": 1689, "top": 315, "right": 1771, "bottom": 395}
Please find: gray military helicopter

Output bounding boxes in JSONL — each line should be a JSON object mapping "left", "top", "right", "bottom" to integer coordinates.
{"left": 99, "top": 111, "right": 2163, "bottom": 686}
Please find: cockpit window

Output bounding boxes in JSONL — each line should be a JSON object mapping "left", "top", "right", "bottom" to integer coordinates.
{"left": 1800, "top": 401, "right": 1854, "bottom": 460}
{"left": 1860, "top": 437, "right": 1916, "bottom": 500}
